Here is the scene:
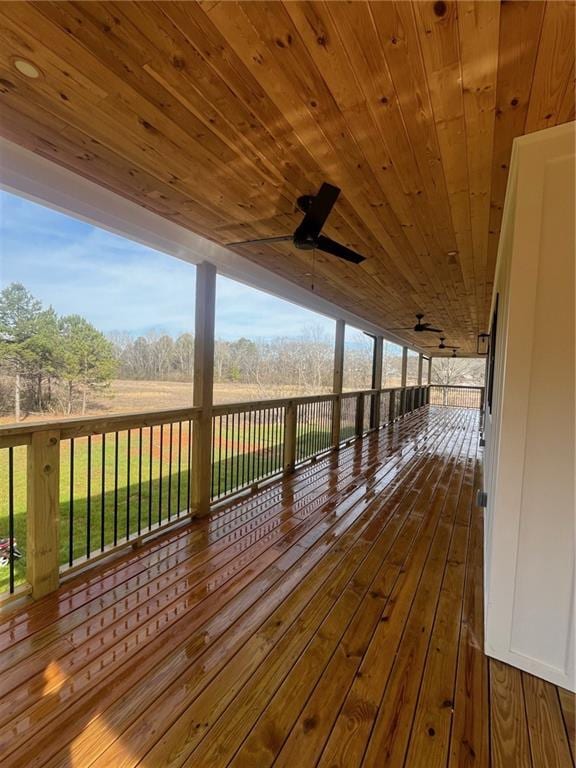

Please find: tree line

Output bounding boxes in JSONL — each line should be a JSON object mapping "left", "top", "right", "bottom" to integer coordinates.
{"left": 0, "top": 284, "right": 377, "bottom": 419}
{"left": 3, "top": 282, "right": 486, "bottom": 422}
{"left": 112, "top": 327, "right": 376, "bottom": 396}
{"left": 0, "top": 283, "right": 116, "bottom": 419}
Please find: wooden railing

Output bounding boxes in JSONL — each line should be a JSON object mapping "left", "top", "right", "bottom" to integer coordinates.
{"left": 428, "top": 384, "right": 485, "bottom": 410}
{"left": 0, "top": 385, "right": 429, "bottom": 601}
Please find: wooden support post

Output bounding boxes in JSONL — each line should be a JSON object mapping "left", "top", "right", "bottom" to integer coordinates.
{"left": 417, "top": 353, "right": 423, "bottom": 385}
{"left": 283, "top": 401, "right": 297, "bottom": 475}
{"left": 191, "top": 262, "right": 216, "bottom": 517}
{"left": 372, "top": 336, "right": 383, "bottom": 428}
{"left": 389, "top": 390, "right": 396, "bottom": 422}
{"left": 400, "top": 347, "right": 408, "bottom": 415}
{"left": 427, "top": 355, "right": 432, "bottom": 385}
{"left": 355, "top": 393, "right": 365, "bottom": 437}
{"left": 331, "top": 319, "right": 345, "bottom": 447}
{"left": 27, "top": 430, "right": 60, "bottom": 598}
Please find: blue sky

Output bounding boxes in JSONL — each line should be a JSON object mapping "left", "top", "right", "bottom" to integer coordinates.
{"left": 0, "top": 189, "right": 336, "bottom": 341}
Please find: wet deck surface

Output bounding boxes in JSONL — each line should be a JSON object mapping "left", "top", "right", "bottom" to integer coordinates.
{"left": 0, "top": 406, "right": 573, "bottom": 767}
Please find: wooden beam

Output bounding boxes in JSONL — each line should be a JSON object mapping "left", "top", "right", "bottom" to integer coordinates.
{"left": 191, "top": 261, "right": 216, "bottom": 516}
{"left": 417, "top": 353, "right": 423, "bottom": 385}
{"left": 27, "top": 430, "right": 60, "bottom": 598}
{"left": 331, "top": 320, "right": 345, "bottom": 447}
{"left": 428, "top": 356, "right": 433, "bottom": 385}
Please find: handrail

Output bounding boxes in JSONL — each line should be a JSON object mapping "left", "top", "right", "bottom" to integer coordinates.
{"left": 428, "top": 384, "right": 484, "bottom": 390}
{"left": 0, "top": 387, "right": 424, "bottom": 442}
{"left": 0, "top": 405, "right": 202, "bottom": 445}
{"left": 0, "top": 384, "right": 430, "bottom": 602}
{"left": 211, "top": 392, "right": 337, "bottom": 415}
{"left": 429, "top": 384, "right": 485, "bottom": 410}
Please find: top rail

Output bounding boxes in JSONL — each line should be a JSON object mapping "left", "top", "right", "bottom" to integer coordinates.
{"left": 0, "top": 405, "right": 204, "bottom": 446}
{"left": 0, "top": 384, "right": 481, "bottom": 446}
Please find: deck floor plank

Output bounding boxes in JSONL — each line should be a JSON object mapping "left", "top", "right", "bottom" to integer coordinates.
{"left": 0, "top": 406, "right": 572, "bottom": 768}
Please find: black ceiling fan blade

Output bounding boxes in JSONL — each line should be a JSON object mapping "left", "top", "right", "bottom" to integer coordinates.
{"left": 229, "top": 235, "right": 293, "bottom": 246}
{"left": 296, "top": 183, "right": 340, "bottom": 240}
{"left": 386, "top": 327, "right": 416, "bottom": 331}
{"left": 316, "top": 235, "right": 366, "bottom": 264}
{"left": 421, "top": 326, "right": 443, "bottom": 333}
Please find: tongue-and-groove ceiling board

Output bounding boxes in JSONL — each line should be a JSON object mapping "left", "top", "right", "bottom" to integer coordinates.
{"left": 0, "top": 1, "right": 573, "bottom": 353}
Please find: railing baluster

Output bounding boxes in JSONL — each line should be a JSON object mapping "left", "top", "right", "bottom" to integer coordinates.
{"left": 187, "top": 420, "right": 193, "bottom": 512}
{"left": 87, "top": 436, "right": 92, "bottom": 558}
{"left": 235, "top": 412, "right": 240, "bottom": 492}
{"left": 158, "top": 424, "right": 164, "bottom": 525}
{"left": 167, "top": 423, "right": 173, "bottom": 521}
{"left": 126, "top": 429, "right": 131, "bottom": 539}
{"left": 69, "top": 438, "right": 75, "bottom": 566}
{"left": 148, "top": 426, "right": 153, "bottom": 530}
{"left": 216, "top": 414, "right": 222, "bottom": 499}
{"left": 210, "top": 416, "right": 216, "bottom": 501}
{"left": 138, "top": 427, "right": 143, "bottom": 534}
{"left": 101, "top": 434, "right": 106, "bottom": 551}
{"left": 113, "top": 432, "right": 119, "bottom": 547}
{"left": 8, "top": 447, "right": 14, "bottom": 595}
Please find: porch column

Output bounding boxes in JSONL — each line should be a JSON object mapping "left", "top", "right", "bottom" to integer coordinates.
{"left": 427, "top": 356, "right": 433, "bottom": 404}
{"left": 400, "top": 346, "right": 408, "bottom": 415}
{"left": 191, "top": 261, "right": 216, "bottom": 517}
{"left": 331, "top": 319, "right": 345, "bottom": 446}
{"left": 417, "top": 353, "right": 423, "bottom": 385}
{"left": 372, "top": 335, "right": 383, "bottom": 428}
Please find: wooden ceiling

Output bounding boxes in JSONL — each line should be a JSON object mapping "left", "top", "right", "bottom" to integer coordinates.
{"left": 0, "top": 1, "right": 574, "bottom": 353}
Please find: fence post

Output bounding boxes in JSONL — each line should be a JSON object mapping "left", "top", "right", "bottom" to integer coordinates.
{"left": 355, "top": 393, "right": 365, "bottom": 437}
{"left": 283, "top": 401, "right": 297, "bottom": 474}
{"left": 191, "top": 262, "right": 216, "bottom": 517}
{"left": 27, "top": 430, "right": 61, "bottom": 598}
{"left": 331, "top": 319, "right": 345, "bottom": 447}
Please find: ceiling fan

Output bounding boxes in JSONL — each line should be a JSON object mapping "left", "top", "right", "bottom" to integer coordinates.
{"left": 229, "top": 183, "right": 366, "bottom": 265}
{"left": 423, "top": 336, "right": 460, "bottom": 351}
{"left": 451, "top": 349, "right": 459, "bottom": 358}
{"left": 387, "top": 313, "right": 444, "bottom": 334}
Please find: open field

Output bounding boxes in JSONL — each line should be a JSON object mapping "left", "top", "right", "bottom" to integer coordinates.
{"left": 0, "top": 379, "right": 333, "bottom": 427}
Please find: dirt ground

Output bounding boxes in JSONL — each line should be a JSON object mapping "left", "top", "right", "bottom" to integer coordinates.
{"left": 0, "top": 379, "right": 326, "bottom": 425}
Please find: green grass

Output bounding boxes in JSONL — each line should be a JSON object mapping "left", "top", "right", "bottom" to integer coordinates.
{"left": 0, "top": 418, "right": 341, "bottom": 594}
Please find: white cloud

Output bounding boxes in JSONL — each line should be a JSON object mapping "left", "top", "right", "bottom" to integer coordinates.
{"left": 0, "top": 190, "right": 335, "bottom": 340}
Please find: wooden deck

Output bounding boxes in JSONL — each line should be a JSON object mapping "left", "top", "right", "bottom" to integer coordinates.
{"left": 0, "top": 406, "right": 573, "bottom": 768}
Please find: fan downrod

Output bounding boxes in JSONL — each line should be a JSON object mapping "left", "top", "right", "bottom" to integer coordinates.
{"left": 296, "top": 195, "right": 314, "bottom": 214}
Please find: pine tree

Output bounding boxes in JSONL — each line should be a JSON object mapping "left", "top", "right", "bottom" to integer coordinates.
{"left": 58, "top": 315, "right": 117, "bottom": 414}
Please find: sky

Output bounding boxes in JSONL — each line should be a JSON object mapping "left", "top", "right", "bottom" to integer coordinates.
{"left": 0, "top": 189, "right": 337, "bottom": 341}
